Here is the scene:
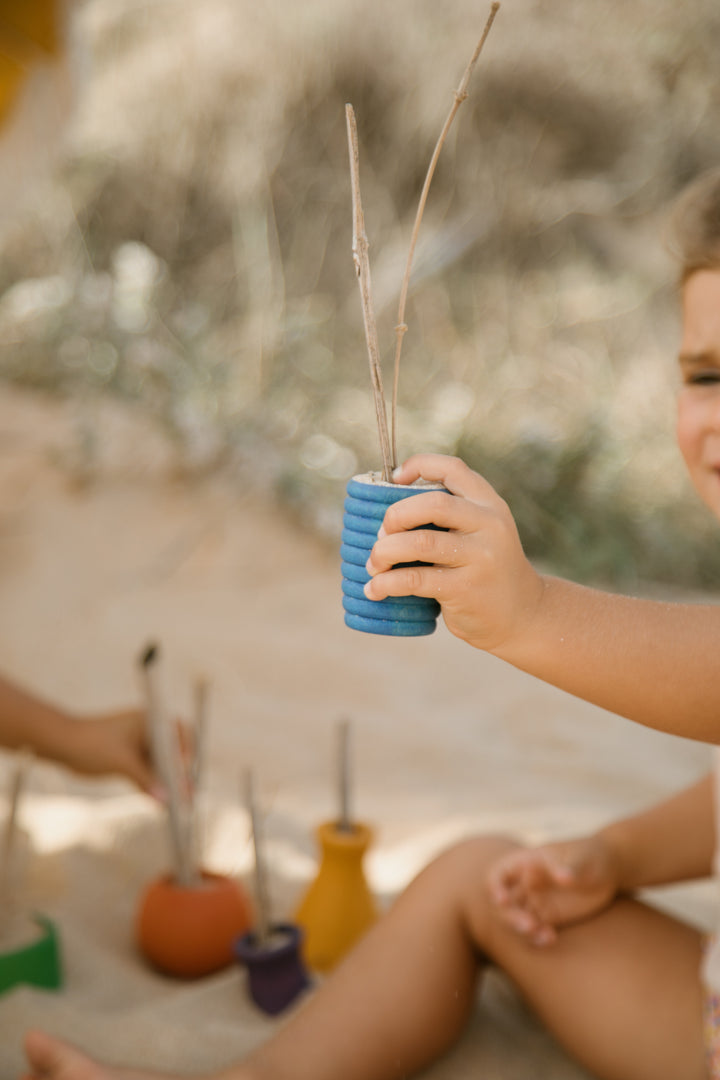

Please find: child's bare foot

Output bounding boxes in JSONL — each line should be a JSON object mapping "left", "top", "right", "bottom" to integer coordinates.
{"left": 23, "top": 1030, "right": 260, "bottom": 1080}
{"left": 23, "top": 1030, "right": 170, "bottom": 1080}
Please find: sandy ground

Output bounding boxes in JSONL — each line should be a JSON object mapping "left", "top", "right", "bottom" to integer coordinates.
{"left": 0, "top": 385, "right": 713, "bottom": 1078}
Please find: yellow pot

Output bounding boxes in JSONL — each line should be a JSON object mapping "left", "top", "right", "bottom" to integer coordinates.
{"left": 295, "top": 821, "right": 377, "bottom": 973}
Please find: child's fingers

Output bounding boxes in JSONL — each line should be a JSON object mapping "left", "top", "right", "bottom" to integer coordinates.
{"left": 497, "top": 896, "right": 554, "bottom": 942}
{"left": 531, "top": 925, "right": 557, "bottom": 947}
{"left": 367, "top": 529, "right": 469, "bottom": 576}
{"left": 489, "top": 860, "right": 541, "bottom": 916}
{"left": 488, "top": 864, "right": 559, "bottom": 945}
{"left": 379, "top": 489, "right": 489, "bottom": 538}
{"left": 488, "top": 875, "right": 514, "bottom": 906}
{"left": 393, "top": 454, "right": 499, "bottom": 503}
{"left": 495, "top": 853, "right": 546, "bottom": 889}
{"left": 523, "top": 853, "right": 572, "bottom": 891}
{"left": 504, "top": 907, "right": 538, "bottom": 935}
{"left": 488, "top": 866, "right": 524, "bottom": 907}
{"left": 123, "top": 752, "right": 165, "bottom": 800}
{"left": 365, "top": 565, "right": 463, "bottom": 602}
{"left": 546, "top": 857, "right": 576, "bottom": 885}
{"left": 489, "top": 849, "right": 577, "bottom": 947}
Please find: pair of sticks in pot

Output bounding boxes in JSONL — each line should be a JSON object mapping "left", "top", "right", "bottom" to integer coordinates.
{"left": 244, "top": 716, "right": 355, "bottom": 945}
{"left": 139, "top": 643, "right": 209, "bottom": 887}
{"left": 0, "top": 746, "right": 33, "bottom": 938}
{"left": 140, "top": 641, "right": 358, "bottom": 943}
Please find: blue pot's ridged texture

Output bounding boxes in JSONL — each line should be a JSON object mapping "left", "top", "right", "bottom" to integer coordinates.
{"left": 341, "top": 477, "right": 442, "bottom": 637}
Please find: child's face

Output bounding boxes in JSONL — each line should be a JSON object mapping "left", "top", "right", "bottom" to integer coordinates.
{"left": 676, "top": 269, "right": 720, "bottom": 521}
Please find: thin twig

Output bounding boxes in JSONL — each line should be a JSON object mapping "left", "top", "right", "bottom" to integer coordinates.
{"left": 391, "top": 2, "right": 501, "bottom": 465}
{"left": 244, "top": 768, "right": 271, "bottom": 944}
{"left": 346, "top": 104, "right": 393, "bottom": 482}
{"left": 337, "top": 717, "right": 352, "bottom": 833}
{"left": 0, "top": 747, "right": 33, "bottom": 927}
{"left": 139, "top": 644, "right": 193, "bottom": 886}
{"left": 191, "top": 675, "right": 209, "bottom": 791}
{"left": 190, "top": 674, "right": 209, "bottom": 870}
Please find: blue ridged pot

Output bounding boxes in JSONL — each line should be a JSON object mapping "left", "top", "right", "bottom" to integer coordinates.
{"left": 341, "top": 472, "right": 445, "bottom": 637}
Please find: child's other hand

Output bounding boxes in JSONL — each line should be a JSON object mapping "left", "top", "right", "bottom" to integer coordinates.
{"left": 61, "top": 709, "right": 164, "bottom": 800}
{"left": 364, "top": 454, "right": 544, "bottom": 652}
{"left": 486, "top": 835, "right": 621, "bottom": 947}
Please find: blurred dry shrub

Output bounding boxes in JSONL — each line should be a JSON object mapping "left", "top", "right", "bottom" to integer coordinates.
{"left": 1, "top": 0, "right": 720, "bottom": 586}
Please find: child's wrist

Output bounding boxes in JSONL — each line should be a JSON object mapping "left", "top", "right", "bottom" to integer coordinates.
{"left": 485, "top": 570, "right": 551, "bottom": 660}
{"left": 594, "top": 825, "right": 632, "bottom": 892}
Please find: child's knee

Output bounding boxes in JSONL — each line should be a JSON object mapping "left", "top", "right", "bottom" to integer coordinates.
{"left": 420, "top": 833, "right": 523, "bottom": 897}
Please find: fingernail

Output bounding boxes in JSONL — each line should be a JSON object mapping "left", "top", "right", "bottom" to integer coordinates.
{"left": 151, "top": 783, "right": 168, "bottom": 804}
{"left": 365, "top": 557, "right": 375, "bottom": 575}
{"left": 363, "top": 582, "right": 374, "bottom": 599}
{"left": 377, "top": 525, "right": 386, "bottom": 539}
{"left": 392, "top": 466, "right": 403, "bottom": 481}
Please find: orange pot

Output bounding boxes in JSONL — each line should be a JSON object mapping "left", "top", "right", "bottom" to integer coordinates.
{"left": 136, "top": 871, "right": 253, "bottom": 978}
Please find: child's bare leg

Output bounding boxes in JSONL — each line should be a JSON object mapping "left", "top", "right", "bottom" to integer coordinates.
{"left": 23, "top": 835, "right": 514, "bottom": 1080}
{"left": 478, "top": 885, "right": 706, "bottom": 1080}
{"left": 239, "top": 834, "right": 516, "bottom": 1080}
{"left": 24, "top": 834, "right": 707, "bottom": 1080}
{"left": 238, "top": 835, "right": 706, "bottom": 1080}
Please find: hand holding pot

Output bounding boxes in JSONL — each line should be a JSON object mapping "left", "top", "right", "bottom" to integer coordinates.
{"left": 364, "top": 454, "right": 544, "bottom": 654}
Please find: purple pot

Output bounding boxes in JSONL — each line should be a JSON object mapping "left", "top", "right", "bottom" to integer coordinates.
{"left": 234, "top": 922, "right": 311, "bottom": 1016}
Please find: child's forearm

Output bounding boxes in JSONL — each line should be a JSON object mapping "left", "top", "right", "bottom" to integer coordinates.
{"left": 0, "top": 675, "right": 78, "bottom": 766}
{"left": 372, "top": 456, "right": 720, "bottom": 744}
{"left": 595, "top": 773, "right": 715, "bottom": 890}
{"left": 490, "top": 575, "right": 720, "bottom": 744}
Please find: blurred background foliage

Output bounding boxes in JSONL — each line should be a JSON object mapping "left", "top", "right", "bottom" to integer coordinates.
{"left": 2, "top": 0, "right": 720, "bottom": 588}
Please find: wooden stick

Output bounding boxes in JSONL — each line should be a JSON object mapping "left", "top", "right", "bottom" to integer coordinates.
{"left": 0, "top": 747, "right": 32, "bottom": 921}
{"left": 390, "top": 2, "right": 501, "bottom": 465}
{"left": 337, "top": 717, "right": 352, "bottom": 832}
{"left": 191, "top": 675, "right": 209, "bottom": 791}
{"left": 346, "top": 103, "right": 394, "bottom": 482}
{"left": 139, "top": 644, "right": 193, "bottom": 886}
{"left": 244, "top": 768, "right": 271, "bottom": 943}
{"left": 189, "top": 675, "right": 209, "bottom": 870}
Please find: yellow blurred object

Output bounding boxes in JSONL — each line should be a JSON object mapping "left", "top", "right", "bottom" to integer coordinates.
{"left": 0, "top": 0, "right": 62, "bottom": 128}
{"left": 294, "top": 821, "right": 378, "bottom": 973}
{"left": 0, "top": 0, "right": 74, "bottom": 226}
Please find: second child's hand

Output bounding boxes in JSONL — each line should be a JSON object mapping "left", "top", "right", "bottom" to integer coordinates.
{"left": 487, "top": 836, "right": 621, "bottom": 947}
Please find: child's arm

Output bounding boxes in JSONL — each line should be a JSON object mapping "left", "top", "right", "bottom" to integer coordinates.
{"left": 488, "top": 772, "right": 715, "bottom": 946}
{"left": 598, "top": 770, "right": 716, "bottom": 890}
{"left": 0, "top": 674, "right": 162, "bottom": 797}
{"left": 365, "top": 453, "right": 720, "bottom": 743}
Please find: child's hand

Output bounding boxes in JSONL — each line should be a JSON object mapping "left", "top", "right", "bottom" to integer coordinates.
{"left": 364, "top": 454, "right": 545, "bottom": 652}
{"left": 60, "top": 709, "right": 165, "bottom": 800}
{"left": 487, "top": 835, "right": 621, "bottom": 947}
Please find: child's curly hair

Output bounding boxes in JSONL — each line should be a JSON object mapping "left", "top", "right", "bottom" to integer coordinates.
{"left": 670, "top": 167, "right": 720, "bottom": 283}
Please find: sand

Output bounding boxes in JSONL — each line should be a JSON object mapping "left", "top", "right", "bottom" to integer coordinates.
{"left": 0, "top": 386, "right": 712, "bottom": 1078}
